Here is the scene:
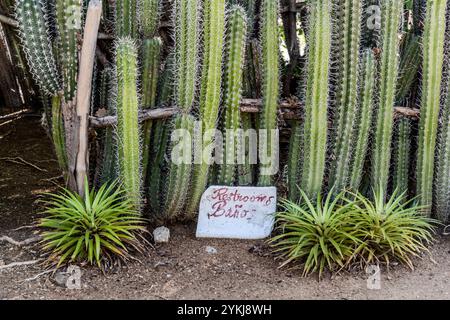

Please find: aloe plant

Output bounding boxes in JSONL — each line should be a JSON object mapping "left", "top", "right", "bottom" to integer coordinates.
{"left": 186, "top": 0, "right": 226, "bottom": 215}
{"left": 258, "top": 0, "right": 280, "bottom": 187}
{"left": 218, "top": 5, "right": 247, "bottom": 186}
{"left": 417, "top": 0, "right": 448, "bottom": 214}
{"left": 372, "top": 0, "right": 402, "bottom": 196}
{"left": 349, "top": 50, "right": 376, "bottom": 191}
{"left": 329, "top": 0, "right": 362, "bottom": 193}
{"left": 393, "top": 118, "right": 411, "bottom": 194}
{"left": 163, "top": 0, "right": 200, "bottom": 218}
{"left": 300, "top": 0, "right": 332, "bottom": 198}
{"left": 115, "top": 38, "right": 142, "bottom": 210}
{"left": 116, "top": 0, "right": 138, "bottom": 38}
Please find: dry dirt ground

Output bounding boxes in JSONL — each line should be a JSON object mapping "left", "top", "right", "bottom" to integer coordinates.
{"left": 0, "top": 117, "right": 449, "bottom": 300}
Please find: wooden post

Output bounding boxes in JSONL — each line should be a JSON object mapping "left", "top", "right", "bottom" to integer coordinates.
{"left": 75, "top": 0, "right": 102, "bottom": 196}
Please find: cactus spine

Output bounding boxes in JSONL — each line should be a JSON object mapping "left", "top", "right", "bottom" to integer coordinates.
{"left": 372, "top": 0, "right": 402, "bottom": 195}
{"left": 329, "top": 0, "right": 362, "bottom": 193}
{"left": 163, "top": 0, "right": 200, "bottom": 218}
{"left": 417, "top": 0, "right": 448, "bottom": 214}
{"left": 187, "top": 0, "right": 226, "bottom": 215}
{"left": 219, "top": 5, "right": 247, "bottom": 186}
{"left": 116, "top": 0, "right": 138, "bottom": 38}
{"left": 349, "top": 50, "right": 376, "bottom": 191}
{"left": 15, "top": 0, "right": 61, "bottom": 95}
{"left": 300, "top": 0, "right": 332, "bottom": 198}
{"left": 115, "top": 39, "right": 142, "bottom": 210}
{"left": 55, "top": 0, "right": 82, "bottom": 101}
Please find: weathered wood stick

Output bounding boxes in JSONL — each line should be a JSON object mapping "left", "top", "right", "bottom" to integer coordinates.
{"left": 90, "top": 99, "right": 420, "bottom": 128}
{"left": 0, "top": 108, "right": 32, "bottom": 120}
{"left": 75, "top": 0, "right": 102, "bottom": 197}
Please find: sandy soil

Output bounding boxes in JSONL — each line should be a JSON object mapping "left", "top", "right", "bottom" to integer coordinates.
{"left": 0, "top": 118, "right": 449, "bottom": 300}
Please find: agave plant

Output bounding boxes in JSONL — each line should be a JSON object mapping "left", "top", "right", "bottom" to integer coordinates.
{"left": 39, "top": 180, "right": 147, "bottom": 268}
{"left": 270, "top": 189, "right": 360, "bottom": 278}
{"left": 345, "top": 188, "right": 437, "bottom": 269}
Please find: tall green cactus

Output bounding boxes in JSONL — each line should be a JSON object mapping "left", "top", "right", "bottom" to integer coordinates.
{"left": 435, "top": 83, "right": 450, "bottom": 223}
{"left": 99, "top": 67, "right": 117, "bottom": 185}
{"left": 186, "top": 0, "right": 226, "bottom": 215}
{"left": 349, "top": 50, "right": 376, "bottom": 191}
{"left": 51, "top": 95, "right": 68, "bottom": 172}
{"left": 372, "top": 0, "right": 402, "bottom": 196}
{"left": 218, "top": 5, "right": 247, "bottom": 186}
{"left": 140, "top": 0, "right": 160, "bottom": 38}
{"left": 116, "top": 0, "right": 138, "bottom": 38}
{"left": 396, "top": 33, "right": 420, "bottom": 103}
{"left": 329, "top": 0, "right": 362, "bottom": 193}
{"left": 115, "top": 38, "right": 142, "bottom": 210}
{"left": 164, "top": 114, "right": 195, "bottom": 219}
{"left": 141, "top": 37, "right": 162, "bottom": 181}
{"left": 299, "top": 0, "right": 332, "bottom": 198}
{"left": 163, "top": 0, "right": 200, "bottom": 218}
{"left": 55, "top": 0, "right": 82, "bottom": 101}
{"left": 15, "top": 0, "right": 61, "bottom": 96}
{"left": 287, "top": 121, "right": 303, "bottom": 202}
{"left": 417, "top": 0, "right": 448, "bottom": 214}
{"left": 393, "top": 118, "right": 411, "bottom": 194}
{"left": 258, "top": 0, "right": 280, "bottom": 186}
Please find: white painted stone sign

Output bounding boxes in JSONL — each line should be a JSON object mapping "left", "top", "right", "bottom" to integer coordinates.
{"left": 196, "top": 186, "right": 277, "bottom": 239}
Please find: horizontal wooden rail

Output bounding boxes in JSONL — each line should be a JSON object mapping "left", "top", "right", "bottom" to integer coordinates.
{"left": 90, "top": 99, "right": 420, "bottom": 128}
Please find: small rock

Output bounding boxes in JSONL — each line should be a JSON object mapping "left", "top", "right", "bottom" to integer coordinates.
{"left": 205, "top": 246, "right": 218, "bottom": 254}
{"left": 0, "top": 260, "right": 4, "bottom": 266}
{"left": 53, "top": 271, "right": 69, "bottom": 288}
{"left": 153, "top": 226, "right": 170, "bottom": 243}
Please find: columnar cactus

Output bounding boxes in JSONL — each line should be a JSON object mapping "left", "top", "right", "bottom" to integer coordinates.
{"left": 329, "top": 0, "right": 362, "bottom": 193}
{"left": 417, "top": 0, "right": 448, "bottom": 214}
{"left": 435, "top": 87, "right": 450, "bottom": 223}
{"left": 115, "top": 0, "right": 138, "bottom": 38}
{"left": 258, "top": 0, "right": 280, "bottom": 187}
{"left": 300, "top": 0, "right": 332, "bottom": 198}
{"left": 55, "top": 0, "right": 82, "bottom": 101}
{"left": 396, "top": 33, "right": 420, "bottom": 103}
{"left": 349, "top": 50, "right": 376, "bottom": 191}
{"left": 187, "top": 0, "right": 226, "bottom": 215}
{"left": 140, "top": 0, "right": 160, "bottom": 38}
{"left": 393, "top": 118, "right": 411, "bottom": 194}
{"left": 98, "top": 67, "right": 117, "bottom": 185}
{"left": 141, "top": 37, "right": 162, "bottom": 180}
{"left": 218, "top": 5, "right": 247, "bottom": 186}
{"left": 51, "top": 95, "right": 68, "bottom": 172}
{"left": 287, "top": 121, "right": 303, "bottom": 202}
{"left": 372, "top": 0, "right": 402, "bottom": 196}
{"left": 115, "top": 38, "right": 142, "bottom": 210}
{"left": 163, "top": 0, "right": 200, "bottom": 218}
{"left": 15, "top": 0, "right": 61, "bottom": 96}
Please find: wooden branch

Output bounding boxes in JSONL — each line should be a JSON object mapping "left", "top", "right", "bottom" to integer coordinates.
{"left": 75, "top": 0, "right": 102, "bottom": 197}
{"left": 0, "top": 235, "right": 41, "bottom": 246}
{"left": 0, "top": 108, "right": 32, "bottom": 120}
{"left": 0, "top": 13, "right": 18, "bottom": 28}
{"left": 0, "top": 259, "right": 41, "bottom": 271}
{"left": 90, "top": 99, "right": 420, "bottom": 128}
{"left": 90, "top": 107, "right": 180, "bottom": 128}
